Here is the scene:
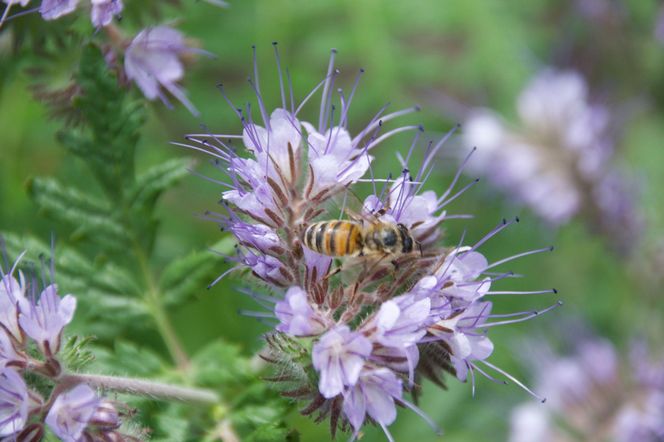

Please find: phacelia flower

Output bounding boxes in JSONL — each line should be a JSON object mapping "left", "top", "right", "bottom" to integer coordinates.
{"left": 0, "top": 367, "right": 29, "bottom": 437}
{"left": 90, "top": 0, "right": 122, "bottom": 27}
{"left": 125, "top": 26, "right": 203, "bottom": 116}
{"left": 39, "top": 0, "right": 79, "bottom": 20}
{"left": 509, "top": 337, "right": 664, "bottom": 442}
{"left": 275, "top": 286, "right": 328, "bottom": 336}
{"left": 312, "top": 326, "right": 372, "bottom": 398}
{"left": 19, "top": 283, "right": 76, "bottom": 357}
{"left": 462, "top": 69, "right": 640, "bottom": 253}
{"left": 45, "top": 383, "right": 99, "bottom": 441}
{"left": 186, "top": 47, "right": 559, "bottom": 439}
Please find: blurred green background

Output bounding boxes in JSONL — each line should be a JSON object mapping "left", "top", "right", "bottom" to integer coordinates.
{"left": 1, "top": 0, "right": 663, "bottom": 440}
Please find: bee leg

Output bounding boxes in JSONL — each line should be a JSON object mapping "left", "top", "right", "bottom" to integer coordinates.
{"left": 417, "top": 241, "right": 423, "bottom": 257}
{"left": 323, "top": 266, "right": 341, "bottom": 280}
{"left": 390, "top": 259, "right": 399, "bottom": 271}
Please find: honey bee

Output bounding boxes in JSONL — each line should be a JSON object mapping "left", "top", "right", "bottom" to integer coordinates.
{"left": 303, "top": 220, "right": 415, "bottom": 258}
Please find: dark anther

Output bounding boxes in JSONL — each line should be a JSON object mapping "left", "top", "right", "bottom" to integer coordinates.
{"left": 418, "top": 125, "right": 425, "bottom": 132}
{"left": 272, "top": 41, "right": 278, "bottom": 45}
{"left": 515, "top": 216, "right": 520, "bottom": 223}
{"left": 552, "top": 288, "right": 558, "bottom": 294}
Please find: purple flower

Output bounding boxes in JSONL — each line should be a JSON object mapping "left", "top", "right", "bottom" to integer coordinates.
{"left": 45, "top": 384, "right": 99, "bottom": 441}
{"left": 275, "top": 286, "right": 327, "bottom": 336}
{"left": 228, "top": 221, "right": 283, "bottom": 255}
{"left": 0, "top": 368, "right": 29, "bottom": 437}
{"left": 39, "top": 0, "right": 79, "bottom": 20}
{"left": 302, "top": 247, "right": 332, "bottom": 283}
{"left": 302, "top": 123, "right": 372, "bottom": 196}
{"left": 462, "top": 69, "right": 640, "bottom": 251}
{"left": 242, "top": 251, "right": 292, "bottom": 287}
{"left": 509, "top": 338, "right": 664, "bottom": 442}
{"left": 0, "top": 272, "right": 28, "bottom": 342}
{"left": 431, "top": 247, "right": 491, "bottom": 303}
{"left": 312, "top": 326, "right": 372, "bottom": 398}
{"left": 18, "top": 284, "right": 76, "bottom": 356}
{"left": 429, "top": 301, "right": 494, "bottom": 381}
{"left": 342, "top": 368, "right": 402, "bottom": 435}
{"left": 125, "top": 26, "right": 201, "bottom": 116}
{"left": 90, "top": 0, "right": 122, "bottom": 27}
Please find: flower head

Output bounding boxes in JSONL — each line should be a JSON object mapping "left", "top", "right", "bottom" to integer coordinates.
{"left": 45, "top": 384, "right": 99, "bottom": 441}
{"left": 509, "top": 337, "right": 664, "bottom": 442}
{"left": 0, "top": 368, "right": 29, "bottom": 437}
{"left": 125, "top": 26, "right": 202, "bottom": 116}
{"left": 186, "top": 47, "right": 558, "bottom": 439}
{"left": 462, "top": 69, "right": 640, "bottom": 252}
{"left": 18, "top": 283, "right": 76, "bottom": 357}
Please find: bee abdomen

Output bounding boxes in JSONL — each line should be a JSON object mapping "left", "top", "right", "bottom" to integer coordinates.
{"left": 303, "top": 221, "right": 362, "bottom": 256}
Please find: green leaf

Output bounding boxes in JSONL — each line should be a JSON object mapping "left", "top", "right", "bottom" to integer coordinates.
{"left": 59, "top": 335, "right": 96, "bottom": 371}
{"left": 245, "top": 423, "right": 300, "bottom": 442}
{"left": 160, "top": 237, "right": 236, "bottom": 307}
{"left": 129, "top": 157, "right": 194, "bottom": 210}
{"left": 27, "top": 176, "right": 130, "bottom": 248}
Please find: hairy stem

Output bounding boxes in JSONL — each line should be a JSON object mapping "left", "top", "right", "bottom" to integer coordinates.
{"left": 60, "top": 373, "right": 219, "bottom": 404}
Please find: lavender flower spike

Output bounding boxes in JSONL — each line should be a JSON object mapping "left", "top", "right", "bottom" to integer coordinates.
{"left": 0, "top": 368, "right": 29, "bottom": 437}
{"left": 45, "top": 384, "right": 99, "bottom": 441}
{"left": 125, "top": 26, "right": 203, "bottom": 116}
{"left": 39, "top": 0, "right": 79, "bottom": 20}
{"left": 18, "top": 283, "right": 76, "bottom": 357}
{"left": 312, "top": 326, "right": 372, "bottom": 398}
{"left": 90, "top": 0, "right": 122, "bottom": 28}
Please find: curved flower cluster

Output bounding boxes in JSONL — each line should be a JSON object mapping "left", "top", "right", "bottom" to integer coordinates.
{"left": 1, "top": 1, "right": 215, "bottom": 115}
{"left": 462, "top": 69, "right": 640, "bottom": 253}
{"left": 1, "top": 0, "right": 123, "bottom": 28}
{"left": 510, "top": 337, "right": 664, "bottom": 442}
{"left": 186, "top": 48, "right": 559, "bottom": 440}
{"left": 0, "top": 251, "right": 137, "bottom": 441}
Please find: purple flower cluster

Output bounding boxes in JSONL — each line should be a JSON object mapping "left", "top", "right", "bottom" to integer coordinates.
{"left": 187, "top": 48, "right": 559, "bottom": 440}
{"left": 0, "top": 251, "right": 134, "bottom": 440}
{"left": 462, "top": 69, "right": 640, "bottom": 253}
{"left": 510, "top": 337, "right": 664, "bottom": 442}
{"left": 1, "top": 0, "right": 122, "bottom": 28}
{"left": 1, "top": 2, "right": 211, "bottom": 116}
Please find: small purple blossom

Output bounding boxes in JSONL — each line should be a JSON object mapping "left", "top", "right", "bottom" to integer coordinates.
{"left": 0, "top": 330, "right": 22, "bottom": 368}
{"left": 125, "top": 26, "right": 202, "bottom": 116}
{"left": 18, "top": 283, "right": 76, "bottom": 357}
{"left": 342, "top": 368, "right": 403, "bottom": 436}
{"left": 0, "top": 368, "right": 29, "bottom": 437}
{"left": 39, "top": 0, "right": 79, "bottom": 20}
{"left": 312, "top": 326, "right": 372, "bottom": 398}
{"left": 274, "top": 286, "right": 327, "bottom": 336}
{"left": 90, "top": 0, "right": 122, "bottom": 27}
{"left": 45, "top": 383, "right": 99, "bottom": 441}
{"left": 242, "top": 251, "right": 292, "bottom": 287}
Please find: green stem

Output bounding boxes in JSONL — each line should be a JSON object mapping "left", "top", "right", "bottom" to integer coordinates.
{"left": 134, "top": 244, "right": 190, "bottom": 371}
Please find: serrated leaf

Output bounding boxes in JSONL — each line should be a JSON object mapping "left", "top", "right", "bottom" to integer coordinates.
{"left": 245, "top": 423, "right": 299, "bottom": 442}
{"left": 91, "top": 341, "right": 165, "bottom": 377}
{"left": 129, "top": 157, "right": 194, "bottom": 209}
{"left": 27, "top": 176, "right": 130, "bottom": 247}
{"left": 60, "top": 335, "right": 96, "bottom": 371}
{"left": 160, "top": 237, "right": 236, "bottom": 307}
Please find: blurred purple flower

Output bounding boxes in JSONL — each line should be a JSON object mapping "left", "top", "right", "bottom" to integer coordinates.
{"left": 312, "top": 326, "right": 372, "bottom": 398}
{"left": 242, "top": 251, "right": 292, "bottom": 287}
{"left": 275, "top": 286, "right": 327, "bottom": 336}
{"left": 18, "top": 284, "right": 76, "bottom": 357}
{"left": 509, "top": 338, "right": 664, "bottom": 442}
{"left": 0, "top": 368, "right": 29, "bottom": 437}
{"left": 90, "top": 0, "right": 122, "bottom": 27}
{"left": 39, "top": 0, "right": 79, "bottom": 20}
{"left": 45, "top": 384, "right": 99, "bottom": 441}
{"left": 463, "top": 69, "right": 640, "bottom": 252}
{"left": 125, "top": 26, "right": 203, "bottom": 116}
{"left": 0, "top": 270, "right": 28, "bottom": 342}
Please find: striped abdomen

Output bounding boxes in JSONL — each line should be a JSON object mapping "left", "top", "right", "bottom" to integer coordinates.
{"left": 303, "top": 221, "right": 363, "bottom": 256}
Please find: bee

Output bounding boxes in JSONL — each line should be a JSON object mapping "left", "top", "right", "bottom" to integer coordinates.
{"left": 302, "top": 220, "right": 415, "bottom": 258}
